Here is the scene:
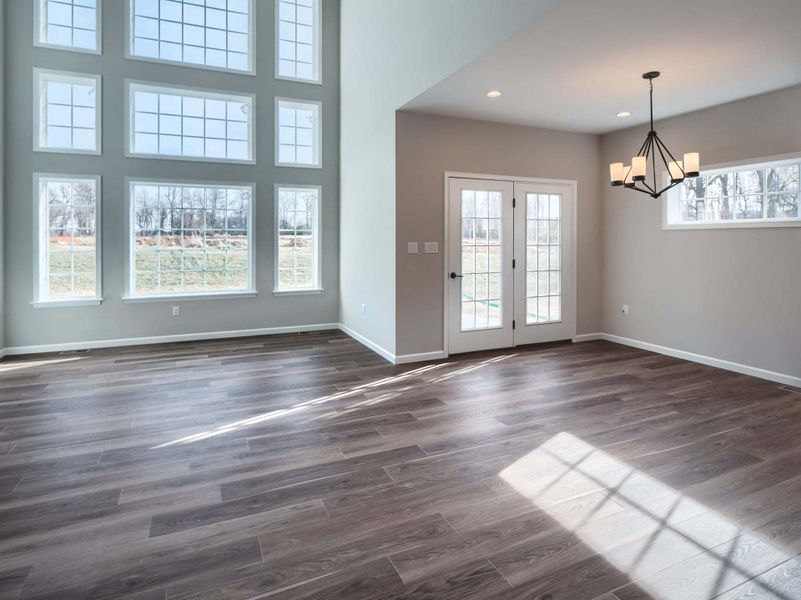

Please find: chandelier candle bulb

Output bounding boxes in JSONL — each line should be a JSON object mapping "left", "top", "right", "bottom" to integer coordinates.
{"left": 610, "top": 162, "right": 625, "bottom": 185}
{"left": 668, "top": 160, "right": 684, "bottom": 182}
{"left": 684, "top": 152, "right": 700, "bottom": 177}
{"left": 623, "top": 165, "right": 634, "bottom": 187}
{"left": 631, "top": 156, "right": 647, "bottom": 181}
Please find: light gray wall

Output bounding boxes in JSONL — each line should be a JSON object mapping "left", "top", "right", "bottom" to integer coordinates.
{"left": 601, "top": 84, "right": 801, "bottom": 378}
{"left": 395, "top": 111, "right": 603, "bottom": 356}
{"left": 339, "top": 0, "right": 561, "bottom": 356}
{"left": 3, "top": 0, "right": 339, "bottom": 350}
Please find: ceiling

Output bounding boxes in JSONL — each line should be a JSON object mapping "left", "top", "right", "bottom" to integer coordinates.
{"left": 401, "top": 0, "right": 801, "bottom": 134}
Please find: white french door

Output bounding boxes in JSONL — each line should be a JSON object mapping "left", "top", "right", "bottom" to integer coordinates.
{"left": 446, "top": 177, "right": 575, "bottom": 354}
{"left": 447, "top": 178, "right": 514, "bottom": 354}
{"left": 512, "top": 181, "right": 576, "bottom": 345}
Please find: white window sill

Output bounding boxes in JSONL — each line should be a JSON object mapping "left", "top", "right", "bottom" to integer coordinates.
{"left": 125, "top": 151, "right": 256, "bottom": 166}
{"left": 122, "top": 291, "right": 258, "bottom": 303}
{"left": 273, "top": 288, "right": 324, "bottom": 296}
{"left": 663, "top": 219, "right": 801, "bottom": 230}
{"left": 32, "top": 298, "right": 103, "bottom": 308}
{"left": 125, "top": 53, "right": 256, "bottom": 77}
{"left": 275, "top": 74, "right": 322, "bottom": 86}
{"left": 274, "top": 161, "right": 323, "bottom": 169}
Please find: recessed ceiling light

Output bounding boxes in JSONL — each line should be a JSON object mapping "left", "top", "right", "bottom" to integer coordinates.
{"left": 486, "top": 90, "right": 503, "bottom": 98}
{"left": 617, "top": 111, "right": 632, "bottom": 118}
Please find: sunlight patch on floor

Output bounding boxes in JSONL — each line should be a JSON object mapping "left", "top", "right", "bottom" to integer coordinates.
{"left": 151, "top": 362, "right": 449, "bottom": 448}
{"left": 0, "top": 355, "right": 84, "bottom": 373}
{"left": 499, "top": 432, "right": 797, "bottom": 599}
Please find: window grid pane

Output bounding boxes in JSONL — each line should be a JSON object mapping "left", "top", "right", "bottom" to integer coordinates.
{"left": 460, "top": 190, "right": 502, "bottom": 331}
{"left": 130, "top": 83, "right": 253, "bottom": 162}
{"left": 131, "top": 182, "right": 252, "bottom": 296}
{"left": 277, "top": 187, "right": 318, "bottom": 290}
{"left": 39, "top": 0, "right": 98, "bottom": 51}
{"left": 671, "top": 161, "right": 801, "bottom": 225}
{"left": 276, "top": 99, "right": 320, "bottom": 167}
{"left": 36, "top": 70, "right": 99, "bottom": 153}
{"left": 40, "top": 177, "right": 98, "bottom": 301}
{"left": 277, "top": 0, "right": 319, "bottom": 82}
{"left": 130, "top": 0, "right": 252, "bottom": 72}
{"left": 526, "top": 193, "right": 561, "bottom": 325}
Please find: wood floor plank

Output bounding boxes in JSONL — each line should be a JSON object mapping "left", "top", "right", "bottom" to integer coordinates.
{"left": 0, "top": 566, "right": 32, "bottom": 599}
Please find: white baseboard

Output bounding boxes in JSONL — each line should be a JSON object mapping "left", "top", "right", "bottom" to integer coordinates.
{"left": 574, "top": 332, "right": 801, "bottom": 388}
{"left": 337, "top": 324, "right": 396, "bottom": 364}
{"left": 394, "top": 350, "right": 448, "bottom": 365}
{"left": 336, "top": 324, "right": 447, "bottom": 365}
{"left": 6, "top": 324, "right": 797, "bottom": 388}
{"left": 572, "top": 333, "right": 605, "bottom": 343}
{"left": 2, "top": 323, "right": 340, "bottom": 357}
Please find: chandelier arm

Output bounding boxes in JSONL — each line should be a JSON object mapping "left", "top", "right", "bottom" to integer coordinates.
{"left": 634, "top": 177, "right": 657, "bottom": 195}
{"left": 653, "top": 134, "right": 687, "bottom": 178}
{"left": 652, "top": 178, "right": 685, "bottom": 199}
{"left": 651, "top": 136, "right": 659, "bottom": 192}
{"left": 653, "top": 136, "right": 672, "bottom": 184}
{"left": 629, "top": 183, "right": 657, "bottom": 197}
{"left": 635, "top": 135, "right": 650, "bottom": 158}
{"left": 643, "top": 133, "right": 654, "bottom": 158}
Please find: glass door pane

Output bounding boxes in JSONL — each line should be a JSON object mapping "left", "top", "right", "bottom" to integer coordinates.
{"left": 525, "top": 193, "right": 561, "bottom": 324}
{"left": 461, "top": 189, "right": 502, "bottom": 331}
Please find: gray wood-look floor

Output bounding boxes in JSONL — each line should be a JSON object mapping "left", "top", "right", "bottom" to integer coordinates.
{"left": 1, "top": 331, "right": 801, "bottom": 599}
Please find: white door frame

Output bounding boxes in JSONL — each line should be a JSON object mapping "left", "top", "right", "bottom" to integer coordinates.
{"left": 443, "top": 171, "right": 578, "bottom": 356}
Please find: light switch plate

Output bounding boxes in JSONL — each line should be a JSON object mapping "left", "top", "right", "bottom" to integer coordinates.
{"left": 407, "top": 242, "right": 419, "bottom": 254}
{"left": 424, "top": 242, "right": 439, "bottom": 254}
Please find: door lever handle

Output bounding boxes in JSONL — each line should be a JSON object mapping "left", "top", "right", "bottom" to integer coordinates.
{"left": 449, "top": 272, "right": 463, "bottom": 279}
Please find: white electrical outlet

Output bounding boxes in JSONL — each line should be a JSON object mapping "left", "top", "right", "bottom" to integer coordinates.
{"left": 361, "top": 304, "right": 367, "bottom": 315}
{"left": 621, "top": 304, "right": 630, "bottom": 315}
{"left": 407, "top": 242, "right": 419, "bottom": 254}
{"left": 424, "top": 241, "right": 439, "bottom": 254}
{"left": 172, "top": 306, "right": 180, "bottom": 316}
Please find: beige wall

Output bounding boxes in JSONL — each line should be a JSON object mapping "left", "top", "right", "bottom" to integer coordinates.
{"left": 601, "top": 84, "right": 801, "bottom": 378}
{"left": 395, "top": 111, "right": 603, "bottom": 357}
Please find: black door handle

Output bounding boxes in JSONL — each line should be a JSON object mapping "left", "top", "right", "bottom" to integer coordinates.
{"left": 449, "top": 272, "right": 463, "bottom": 279}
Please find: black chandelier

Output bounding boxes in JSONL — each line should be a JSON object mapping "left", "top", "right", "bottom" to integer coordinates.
{"left": 609, "top": 72, "right": 699, "bottom": 199}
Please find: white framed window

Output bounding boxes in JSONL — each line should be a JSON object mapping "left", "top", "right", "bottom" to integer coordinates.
{"left": 665, "top": 155, "right": 801, "bottom": 229}
{"left": 33, "top": 174, "right": 102, "bottom": 306}
{"left": 126, "top": 179, "right": 254, "bottom": 299}
{"left": 275, "top": 185, "right": 321, "bottom": 293}
{"left": 34, "top": 0, "right": 101, "bottom": 54}
{"left": 34, "top": 69, "right": 101, "bottom": 155}
{"left": 128, "top": 0, "right": 254, "bottom": 74}
{"left": 275, "top": 0, "right": 320, "bottom": 83}
{"left": 275, "top": 98, "right": 321, "bottom": 168}
{"left": 127, "top": 81, "right": 254, "bottom": 163}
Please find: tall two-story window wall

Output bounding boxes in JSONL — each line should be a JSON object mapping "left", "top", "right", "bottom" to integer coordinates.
{"left": 128, "top": 0, "right": 253, "bottom": 73}
{"left": 35, "top": 0, "right": 101, "bottom": 53}
{"left": 275, "top": 185, "right": 321, "bottom": 292}
{"left": 127, "top": 180, "right": 254, "bottom": 298}
{"left": 127, "top": 81, "right": 254, "bottom": 163}
{"left": 276, "top": 0, "right": 320, "bottom": 83}
{"left": 275, "top": 98, "right": 321, "bottom": 167}
{"left": 34, "top": 69, "right": 102, "bottom": 154}
{"left": 34, "top": 174, "right": 102, "bottom": 305}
